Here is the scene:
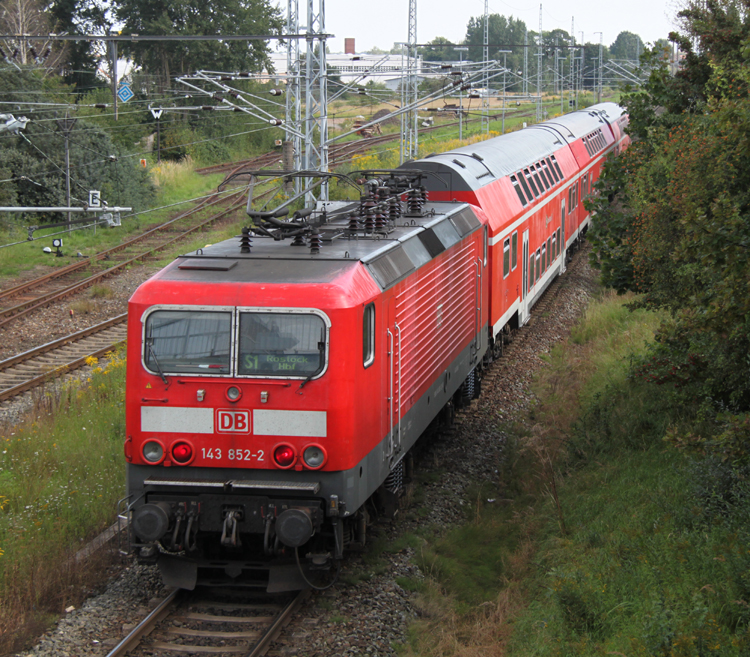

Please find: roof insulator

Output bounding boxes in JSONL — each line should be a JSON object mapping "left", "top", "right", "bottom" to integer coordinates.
{"left": 309, "top": 233, "right": 322, "bottom": 255}
{"left": 240, "top": 227, "right": 252, "bottom": 253}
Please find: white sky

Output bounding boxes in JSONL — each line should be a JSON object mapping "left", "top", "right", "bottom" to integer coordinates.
{"left": 275, "top": 0, "right": 684, "bottom": 52}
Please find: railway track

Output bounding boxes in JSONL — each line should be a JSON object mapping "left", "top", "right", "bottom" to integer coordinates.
{"left": 195, "top": 108, "right": 540, "bottom": 178}
{"left": 0, "top": 314, "right": 128, "bottom": 403}
{"left": 0, "top": 191, "right": 248, "bottom": 330}
{"left": 106, "top": 588, "right": 309, "bottom": 657}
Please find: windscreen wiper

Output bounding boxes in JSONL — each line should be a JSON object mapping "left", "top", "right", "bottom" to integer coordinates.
{"left": 147, "top": 341, "right": 170, "bottom": 387}
{"left": 298, "top": 341, "right": 326, "bottom": 391}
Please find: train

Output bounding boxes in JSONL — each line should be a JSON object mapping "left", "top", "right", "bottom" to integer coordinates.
{"left": 123, "top": 102, "right": 629, "bottom": 592}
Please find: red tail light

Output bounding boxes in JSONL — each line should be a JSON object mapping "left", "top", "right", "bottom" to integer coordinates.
{"left": 273, "top": 444, "right": 296, "bottom": 468}
{"left": 172, "top": 441, "right": 194, "bottom": 464}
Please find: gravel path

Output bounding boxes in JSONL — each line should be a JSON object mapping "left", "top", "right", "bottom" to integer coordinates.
{"left": 9, "top": 247, "right": 598, "bottom": 657}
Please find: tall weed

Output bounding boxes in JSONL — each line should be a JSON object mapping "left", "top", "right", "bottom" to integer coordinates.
{"left": 0, "top": 350, "right": 126, "bottom": 652}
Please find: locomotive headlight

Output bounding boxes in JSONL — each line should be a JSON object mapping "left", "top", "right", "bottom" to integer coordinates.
{"left": 303, "top": 444, "right": 326, "bottom": 469}
{"left": 142, "top": 440, "right": 164, "bottom": 463}
{"left": 226, "top": 385, "right": 242, "bottom": 402}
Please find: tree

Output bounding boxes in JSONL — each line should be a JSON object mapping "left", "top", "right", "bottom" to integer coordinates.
{"left": 464, "top": 13, "right": 527, "bottom": 72}
{"left": 49, "top": 0, "right": 112, "bottom": 93}
{"left": 609, "top": 31, "right": 644, "bottom": 60}
{"left": 419, "top": 36, "right": 457, "bottom": 62}
{"left": 0, "top": 68, "right": 155, "bottom": 222}
{"left": 114, "top": 0, "right": 283, "bottom": 88}
{"left": 0, "top": 0, "right": 67, "bottom": 70}
{"left": 588, "top": 0, "right": 750, "bottom": 415}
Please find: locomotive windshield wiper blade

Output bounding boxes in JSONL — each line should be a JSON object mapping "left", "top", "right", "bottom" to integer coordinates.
{"left": 298, "top": 340, "right": 326, "bottom": 391}
{"left": 147, "top": 341, "right": 170, "bottom": 386}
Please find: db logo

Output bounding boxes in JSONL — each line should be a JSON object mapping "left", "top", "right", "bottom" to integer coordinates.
{"left": 216, "top": 409, "right": 251, "bottom": 433}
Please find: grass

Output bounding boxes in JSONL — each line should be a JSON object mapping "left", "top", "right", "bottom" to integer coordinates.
{"left": 398, "top": 287, "right": 749, "bottom": 656}
{"left": 0, "top": 161, "right": 223, "bottom": 280}
{"left": 0, "top": 350, "right": 127, "bottom": 653}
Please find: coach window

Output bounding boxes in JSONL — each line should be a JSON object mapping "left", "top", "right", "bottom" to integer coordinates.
{"left": 517, "top": 172, "right": 533, "bottom": 200}
{"left": 530, "top": 164, "right": 547, "bottom": 192}
{"left": 510, "top": 175, "right": 527, "bottom": 206}
{"left": 557, "top": 227, "right": 561, "bottom": 251}
{"left": 552, "top": 234, "right": 557, "bottom": 259}
{"left": 547, "top": 237, "right": 552, "bottom": 265}
{"left": 523, "top": 169, "right": 539, "bottom": 197}
{"left": 503, "top": 238, "right": 511, "bottom": 278}
{"left": 541, "top": 244, "right": 547, "bottom": 271}
{"left": 511, "top": 232, "right": 518, "bottom": 271}
{"left": 238, "top": 311, "right": 326, "bottom": 377}
{"left": 546, "top": 158, "right": 560, "bottom": 183}
{"left": 529, "top": 255, "right": 535, "bottom": 291}
{"left": 144, "top": 309, "right": 232, "bottom": 375}
{"left": 551, "top": 155, "right": 564, "bottom": 180}
{"left": 363, "top": 303, "right": 375, "bottom": 368}
{"left": 541, "top": 161, "right": 554, "bottom": 186}
{"left": 541, "top": 162, "right": 555, "bottom": 188}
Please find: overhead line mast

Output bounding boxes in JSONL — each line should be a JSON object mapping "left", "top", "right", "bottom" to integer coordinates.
{"left": 400, "top": 0, "right": 418, "bottom": 163}
{"left": 286, "top": 0, "right": 302, "bottom": 193}
{"left": 304, "top": 0, "right": 328, "bottom": 203}
{"left": 482, "top": 0, "right": 489, "bottom": 136}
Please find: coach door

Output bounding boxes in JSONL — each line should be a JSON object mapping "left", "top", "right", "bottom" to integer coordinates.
{"left": 560, "top": 199, "right": 566, "bottom": 274}
{"left": 521, "top": 229, "right": 529, "bottom": 324}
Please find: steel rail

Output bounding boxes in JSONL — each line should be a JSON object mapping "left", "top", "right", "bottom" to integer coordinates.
{"left": 104, "top": 589, "right": 181, "bottom": 657}
{"left": 0, "top": 321, "right": 128, "bottom": 403}
{"left": 246, "top": 589, "right": 310, "bottom": 657}
{"left": 196, "top": 109, "right": 537, "bottom": 179}
{"left": 0, "top": 195, "right": 247, "bottom": 330}
{"left": 0, "top": 313, "right": 127, "bottom": 372}
{"left": 0, "top": 190, "right": 234, "bottom": 304}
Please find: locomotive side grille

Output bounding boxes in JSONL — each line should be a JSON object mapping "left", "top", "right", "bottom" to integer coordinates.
{"left": 395, "top": 241, "right": 477, "bottom": 405}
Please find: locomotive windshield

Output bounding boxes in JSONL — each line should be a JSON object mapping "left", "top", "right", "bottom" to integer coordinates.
{"left": 144, "top": 310, "right": 232, "bottom": 374}
{"left": 238, "top": 312, "right": 326, "bottom": 377}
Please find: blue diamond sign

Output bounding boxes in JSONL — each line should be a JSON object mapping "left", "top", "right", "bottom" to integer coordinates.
{"left": 117, "top": 81, "right": 134, "bottom": 103}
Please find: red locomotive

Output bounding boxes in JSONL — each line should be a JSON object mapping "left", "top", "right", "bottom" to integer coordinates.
{"left": 123, "top": 102, "right": 629, "bottom": 591}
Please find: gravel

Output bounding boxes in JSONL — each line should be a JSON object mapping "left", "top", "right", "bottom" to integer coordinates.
{"left": 9, "top": 248, "right": 597, "bottom": 657}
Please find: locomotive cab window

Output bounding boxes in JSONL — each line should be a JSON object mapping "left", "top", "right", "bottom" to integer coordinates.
{"left": 363, "top": 303, "right": 375, "bottom": 368}
{"left": 238, "top": 311, "right": 327, "bottom": 378}
{"left": 144, "top": 309, "right": 232, "bottom": 375}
